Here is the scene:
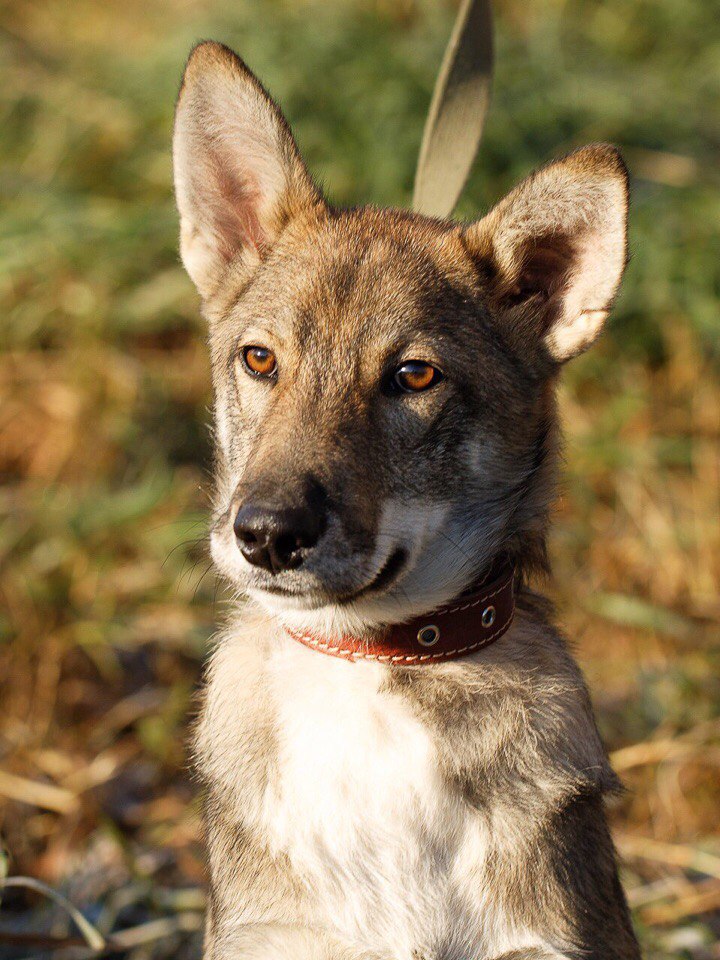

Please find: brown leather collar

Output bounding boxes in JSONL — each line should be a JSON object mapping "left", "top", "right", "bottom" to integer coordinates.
{"left": 285, "top": 558, "right": 516, "bottom": 666}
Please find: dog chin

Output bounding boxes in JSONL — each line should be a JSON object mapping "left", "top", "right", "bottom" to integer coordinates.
{"left": 249, "top": 561, "right": 472, "bottom": 639}
{"left": 244, "top": 577, "right": 398, "bottom": 637}
{"left": 247, "top": 585, "right": 338, "bottom": 613}
{"left": 256, "top": 592, "right": 391, "bottom": 638}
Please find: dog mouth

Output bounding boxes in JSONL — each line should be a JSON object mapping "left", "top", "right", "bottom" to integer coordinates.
{"left": 340, "top": 548, "right": 407, "bottom": 603}
{"left": 252, "top": 548, "right": 408, "bottom": 606}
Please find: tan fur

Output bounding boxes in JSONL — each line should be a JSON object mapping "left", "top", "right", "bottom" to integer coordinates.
{"left": 174, "top": 41, "right": 638, "bottom": 960}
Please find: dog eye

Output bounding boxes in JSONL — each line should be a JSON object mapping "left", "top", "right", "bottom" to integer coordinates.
{"left": 392, "top": 361, "right": 443, "bottom": 394}
{"left": 241, "top": 346, "right": 277, "bottom": 378}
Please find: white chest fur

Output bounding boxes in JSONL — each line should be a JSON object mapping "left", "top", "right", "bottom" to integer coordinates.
{"left": 202, "top": 628, "right": 561, "bottom": 960}
{"left": 263, "top": 642, "right": 460, "bottom": 957}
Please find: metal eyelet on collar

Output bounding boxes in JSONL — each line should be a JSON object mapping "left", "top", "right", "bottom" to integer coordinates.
{"left": 481, "top": 605, "right": 496, "bottom": 628}
{"left": 417, "top": 624, "right": 440, "bottom": 647}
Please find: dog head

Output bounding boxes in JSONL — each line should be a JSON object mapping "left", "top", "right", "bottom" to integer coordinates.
{"left": 173, "top": 42, "right": 628, "bottom": 635}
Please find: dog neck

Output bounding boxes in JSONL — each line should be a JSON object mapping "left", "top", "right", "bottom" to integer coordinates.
{"left": 281, "top": 557, "right": 516, "bottom": 666}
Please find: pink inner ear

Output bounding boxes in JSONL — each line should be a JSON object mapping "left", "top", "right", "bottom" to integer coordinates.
{"left": 206, "top": 151, "right": 266, "bottom": 261}
{"left": 507, "top": 233, "right": 576, "bottom": 306}
{"left": 502, "top": 233, "right": 576, "bottom": 318}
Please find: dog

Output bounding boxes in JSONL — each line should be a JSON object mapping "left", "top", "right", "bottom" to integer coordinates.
{"left": 173, "top": 40, "right": 640, "bottom": 960}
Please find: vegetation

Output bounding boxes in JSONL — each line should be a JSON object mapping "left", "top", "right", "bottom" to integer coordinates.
{"left": 1, "top": 0, "right": 718, "bottom": 955}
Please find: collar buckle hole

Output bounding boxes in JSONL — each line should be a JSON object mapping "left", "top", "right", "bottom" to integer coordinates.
{"left": 417, "top": 624, "right": 440, "bottom": 647}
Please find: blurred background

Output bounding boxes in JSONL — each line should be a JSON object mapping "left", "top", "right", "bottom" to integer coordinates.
{"left": 0, "top": 0, "right": 718, "bottom": 956}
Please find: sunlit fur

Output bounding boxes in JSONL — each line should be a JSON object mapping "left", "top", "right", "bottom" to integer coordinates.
{"left": 174, "top": 41, "right": 638, "bottom": 960}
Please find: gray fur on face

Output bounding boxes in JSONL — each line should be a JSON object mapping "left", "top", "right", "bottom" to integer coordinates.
{"left": 174, "top": 41, "right": 637, "bottom": 960}
{"left": 207, "top": 209, "right": 557, "bottom": 627}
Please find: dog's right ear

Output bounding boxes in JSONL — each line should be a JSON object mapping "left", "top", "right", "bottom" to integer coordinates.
{"left": 173, "top": 42, "right": 322, "bottom": 299}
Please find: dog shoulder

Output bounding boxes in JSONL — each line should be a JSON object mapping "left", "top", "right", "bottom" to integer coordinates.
{"left": 194, "top": 606, "right": 278, "bottom": 813}
{"left": 385, "top": 594, "right": 618, "bottom": 814}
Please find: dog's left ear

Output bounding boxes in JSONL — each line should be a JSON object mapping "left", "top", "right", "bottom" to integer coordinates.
{"left": 173, "top": 41, "right": 322, "bottom": 300}
{"left": 465, "top": 144, "right": 628, "bottom": 363}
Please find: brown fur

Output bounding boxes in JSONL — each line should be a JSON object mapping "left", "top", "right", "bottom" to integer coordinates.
{"left": 173, "top": 41, "right": 638, "bottom": 960}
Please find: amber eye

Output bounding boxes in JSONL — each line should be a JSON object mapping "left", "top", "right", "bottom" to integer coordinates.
{"left": 392, "top": 361, "right": 442, "bottom": 394}
{"left": 242, "top": 346, "right": 277, "bottom": 379}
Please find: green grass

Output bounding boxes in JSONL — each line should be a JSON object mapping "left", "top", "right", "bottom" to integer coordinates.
{"left": 1, "top": 0, "right": 719, "bottom": 955}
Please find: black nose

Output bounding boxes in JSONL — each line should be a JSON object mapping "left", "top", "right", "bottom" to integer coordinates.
{"left": 233, "top": 502, "right": 325, "bottom": 574}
